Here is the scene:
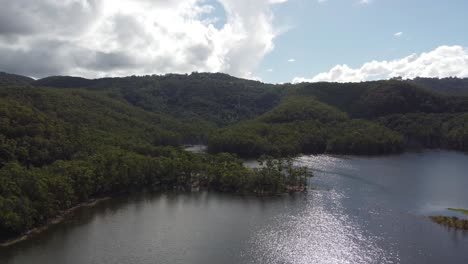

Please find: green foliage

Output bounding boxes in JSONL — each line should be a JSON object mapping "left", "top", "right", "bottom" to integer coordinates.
{"left": 292, "top": 81, "right": 468, "bottom": 118}
{"left": 258, "top": 96, "right": 348, "bottom": 123}
{"left": 0, "top": 148, "right": 308, "bottom": 240}
{"left": 447, "top": 208, "right": 468, "bottom": 215}
{"left": 0, "top": 82, "right": 309, "bottom": 240}
{"left": 0, "top": 72, "right": 34, "bottom": 86}
{"left": 325, "top": 120, "right": 404, "bottom": 155}
{"left": 430, "top": 216, "right": 468, "bottom": 230}
{"left": 0, "top": 82, "right": 278, "bottom": 240}
{"left": 237, "top": 80, "right": 468, "bottom": 156}
{"left": 378, "top": 113, "right": 468, "bottom": 150}
{"left": 253, "top": 156, "right": 308, "bottom": 194}
{"left": 208, "top": 96, "right": 404, "bottom": 157}
{"left": 2, "top": 71, "right": 468, "bottom": 241}
{"left": 291, "top": 82, "right": 370, "bottom": 113}
{"left": 33, "top": 72, "right": 285, "bottom": 126}
{"left": 411, "top": 77, "right": 468, "bottom": 95}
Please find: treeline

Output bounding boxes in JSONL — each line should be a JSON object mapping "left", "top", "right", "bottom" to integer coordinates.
{"left": 0, "top": 146, "right": 308, "bottom": 241}
{"left": 379, "top": 113, "right": 468, "bottom": 150}
{"left": 430, "top": 216, "right": 468, "bottom": 230}
{"left": 0, "top": 85, "right": 204, "bottom": 160}
{"left": 32, "top": 72, "right": 285, "bottom": 126}
{"left": 291, "top": 81, "right": 468, "bottom": 118}
{"left": 0, "top": 72, "right": 33, "bottom": 87}
{"left": 2, "top": 73, "right": 468, "bottom": 158}
{"left": 0, "top": 84, "right": 309, "bottom": 241}
{"left": 208, "top": 96, "right": 404, "bottom": 157}
{"left": 410, "top": 77, "right": 468, "bottom": 95}
{"left": 208, "top": 81, "right": 468, "bottom": 157}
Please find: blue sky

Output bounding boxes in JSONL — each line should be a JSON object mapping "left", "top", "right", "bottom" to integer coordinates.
{"left": 1, "top": 0, "right": 467, "bottom": 82}
{"left": 257, "top": 0, "right": 468, "bottom": 83}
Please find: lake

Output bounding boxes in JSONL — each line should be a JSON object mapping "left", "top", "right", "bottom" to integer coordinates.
{"left": 1, "top": 150, "right": 467, "bottom": 264}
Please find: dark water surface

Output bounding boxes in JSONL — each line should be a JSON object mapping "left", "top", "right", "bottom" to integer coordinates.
{"left": 1, "top": 151, "right": 468, "bottom": 264}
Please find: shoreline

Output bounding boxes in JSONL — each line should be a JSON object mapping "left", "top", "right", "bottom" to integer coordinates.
{"left": 429, "top": 215, "right": 468, "bottom": 230}
{"left": 0, "top": 185, "right": 309, "bottom": 248}
{"left": 0, "top": 197, "right": 111, "bottom": 248}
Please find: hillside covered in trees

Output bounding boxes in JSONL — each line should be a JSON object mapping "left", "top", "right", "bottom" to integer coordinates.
{"left": 1, "top": 71, "right": 468, "bottom": 241}
{"left": 0, "top": 73, "right": 295, "bottom": 242}
{"left": 209, "top": 80, "right": 468, "bottom": 157}
{"left": 410, "top": 77, "right": 468, "bottom": 95}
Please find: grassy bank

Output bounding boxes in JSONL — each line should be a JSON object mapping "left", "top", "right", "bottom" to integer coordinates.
{"left": 448, "top": 208, "right": 468, "bottom": 215}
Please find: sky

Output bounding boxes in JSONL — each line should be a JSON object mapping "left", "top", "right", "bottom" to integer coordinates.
{"left": 0, "top": 0, "right": 467, "bottom": 83}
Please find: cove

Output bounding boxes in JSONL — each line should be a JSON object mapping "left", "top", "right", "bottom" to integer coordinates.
{"left": 1, "top": 150, "right": 467, "bottom": 264}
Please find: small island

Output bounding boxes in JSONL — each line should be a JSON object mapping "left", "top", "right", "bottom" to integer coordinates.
{"left": 429, "top": 208, "right": 468, "bottom": 230}
{"left": 429, "top": 216, "right": 468, "bottom": 230}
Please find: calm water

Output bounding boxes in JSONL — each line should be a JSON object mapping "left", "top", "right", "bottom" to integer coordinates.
{"left": 1, "top": 151, "right": 468, "bottom": 264}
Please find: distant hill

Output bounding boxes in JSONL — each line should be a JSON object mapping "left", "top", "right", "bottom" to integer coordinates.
{"left": 1, "top": 71, "right": 468, "bottom": 158}
{"left": 208, "top": 95, "right": 404, "bottom": 157}
{"left": 292, "top": 81, "right": 468, "bottom": 118}
{"left": 0, "top": 72, "right": 34, "bottom": 86}
{"left": 34, "top": 76, "right": 96, "bottom": 88}
{"left": 208, "top": 78, "right": 468, "bottom": 156}
{"left": 409, "top": 77, "right": 468, "bottom": 95}
{"left": 32, "top": 73, "right": 285, "bottom": 126}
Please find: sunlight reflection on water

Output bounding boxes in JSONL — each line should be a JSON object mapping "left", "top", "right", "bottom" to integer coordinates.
{"left": 247, "top": 156, "right": 399, "bottom": 264}
{"left": 248, "top": 190, "right": 398, "bottom": 264}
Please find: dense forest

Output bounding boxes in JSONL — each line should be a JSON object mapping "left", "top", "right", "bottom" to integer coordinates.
{"left": 33, "top": 73, "right": 285, "bottom": 126}
{"left": 207, "top": 95, "right": 404, "bottom": 157}
{"left": 208, "top": 80, "right": 468, "bottom": 157}
{"left": 1, "top": 71, "right": 468, "bottom": 241}
{"left": 410, "top": 77, "right": 468, "bottom": 95}
{"left": 0, "top": 74, "right": 300, "bottom": 242}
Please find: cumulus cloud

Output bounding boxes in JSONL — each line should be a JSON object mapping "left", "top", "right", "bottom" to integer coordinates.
{"left": 0, "top": 0, "right": 286, "bottom": 79}
{"left": 394, "top": 32, "right": 403, "bottom": 38}
{"left": 0, "top": 0, "right": 102, "bottom": 37}
{"left": 293, "top": 45, "right": 468, "bottom": 83}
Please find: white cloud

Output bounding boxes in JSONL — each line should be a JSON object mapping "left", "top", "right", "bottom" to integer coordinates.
{"left": 266, "top": 68, "right": 274, "bottom": 72}
{"left": 358, "top": 0, "right": 371, "bottom": 5}
{"left": 0, "top": 0, "right": 288, "bottom": 79}
{"left": 269, "top": 0, "right": 288, "bottom": 3}
{"left": 394, "top": 32, "right": 403, "bottom": 38}
{"left": 288, "top": 58, "right": 296, "bottom": 62}
{"left": 293, "top": 45, "right": 468, "bottom": 83}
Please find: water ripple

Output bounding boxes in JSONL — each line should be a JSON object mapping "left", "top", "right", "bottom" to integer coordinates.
{"left": 247, "top": 190, "right": 399, "bottom": 264}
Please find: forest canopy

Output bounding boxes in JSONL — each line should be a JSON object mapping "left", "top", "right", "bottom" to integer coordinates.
{"left": 1, "top": 71, "right": 468, "bottom": 241}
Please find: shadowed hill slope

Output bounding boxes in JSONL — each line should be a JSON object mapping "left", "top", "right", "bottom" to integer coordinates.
{"left": 32, "top": 73, "right": 285, "bottom": 126}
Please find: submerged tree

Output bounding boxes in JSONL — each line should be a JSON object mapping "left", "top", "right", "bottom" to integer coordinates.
{"left": 253, "top": 156, "right": 310, "bottom": 194}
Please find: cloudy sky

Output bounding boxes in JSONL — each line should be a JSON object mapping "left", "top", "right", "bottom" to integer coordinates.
{"left": 0, "top": 0, "right": 467, "bottom": 83}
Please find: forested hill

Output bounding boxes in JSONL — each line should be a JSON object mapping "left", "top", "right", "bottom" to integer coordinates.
{"left": 0, "top": 72, "right": 34, "bottom": 86}
{"left": 32, "top": 73, "right": 285, "bottom": 126}
{"left": 209, "top": 80, "right": 468, "bottom": 157}
{"left": 0, "top": 73, "right": 287, "bottom": 241}
{"left": 409, "top": 77, "right": 468, "bottom": 95}
{"left": 1, "top": 71, "right": 468, "bottom": 240}
{"left": 1, "top": 72, "right": 468, "bottom": 154}
{"left": 291, "top": 81, "right": 468, "bottom": 118}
